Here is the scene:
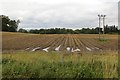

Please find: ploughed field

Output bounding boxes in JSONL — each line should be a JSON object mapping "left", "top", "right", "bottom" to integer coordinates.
{"left": 2, "top": 32, "right": 119, "bottom": 78}
{"left": 2, "top": 32, "right": 118, "bottom": 52}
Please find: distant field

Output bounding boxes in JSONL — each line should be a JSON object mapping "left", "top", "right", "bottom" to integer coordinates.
{"left": 2, "top": 32, "right": 118, "bottom": 52}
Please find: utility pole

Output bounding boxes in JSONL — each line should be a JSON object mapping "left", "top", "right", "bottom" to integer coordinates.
{"left": 98, "top": 14, "right": 106, "bottom": 40}
{"left": 98, "top": 14, "right": 101, "bottom": 40}
{"left": 103, "top": 15, "right": 106, "bottom": 35}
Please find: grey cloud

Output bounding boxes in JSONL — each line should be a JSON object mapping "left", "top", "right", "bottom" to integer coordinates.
{"left": 0, "top": 0, "right": 119, "bottom": 29}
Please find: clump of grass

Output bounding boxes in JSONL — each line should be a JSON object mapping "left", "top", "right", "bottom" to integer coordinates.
{"left": 98, "top": 37, "right": 107, "bottom": 42}
{"left": 2, "top": 59, "right": 105, "bottom": 78}
{"left": 2, "top": 51, "right": 118, "bottom": 78}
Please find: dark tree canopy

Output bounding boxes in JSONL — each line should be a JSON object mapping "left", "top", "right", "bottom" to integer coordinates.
{"left": 25, "top": 25, "right": 119, "bottom": 34}
{"left": 1, "top": 15, "right": 18, "bottom": 32}
{"left": 18, "top": 28, "right": 28, "bottom": 33}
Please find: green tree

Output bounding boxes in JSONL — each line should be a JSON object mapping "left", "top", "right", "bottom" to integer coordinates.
{"left": 18, "top": 28, "right": 28, "bottom": 33}
{"left": 1, "top": 15, "right": 19, "bottom": 32}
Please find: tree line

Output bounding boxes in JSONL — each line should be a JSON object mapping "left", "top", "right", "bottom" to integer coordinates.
{"left": 1, "top": 15, "right": 120, "bottom": 34}
{"left": 18, "top": 26, "right": 119, "bottom": 34}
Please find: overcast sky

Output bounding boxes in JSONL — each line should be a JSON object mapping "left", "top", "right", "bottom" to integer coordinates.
{"left": 0, "top": 0, "right": 119, "bottom": 29}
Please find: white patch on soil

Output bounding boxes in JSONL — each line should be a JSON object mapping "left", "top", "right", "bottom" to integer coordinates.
{"left": 71, "top": 48, "right": 81, "bottom": 52}
{"left": 43, "top": 47, "right": 50, "bottom": 52}
{"left": 86, "top": 47, "right": 92, "bottom": 51}
{"left": 25, "top": 47, "right": 30, "bottom": 50}
{"left": 95, "top": 47, "right": 100, "bottom": 50}
{"left": 74, "top": 48, "right": 81, "bottom": 52}
{"left": 67, "top": 47, "right": 71, "bottom": 51}
{"left": 55, "top": 45, "right": 61, "bottom": 51}
{"left": 31, "top": 47, "right": 40, "bottom": 52}
{"left": 95, "top": 47, "right": 99, "bottom": 50}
